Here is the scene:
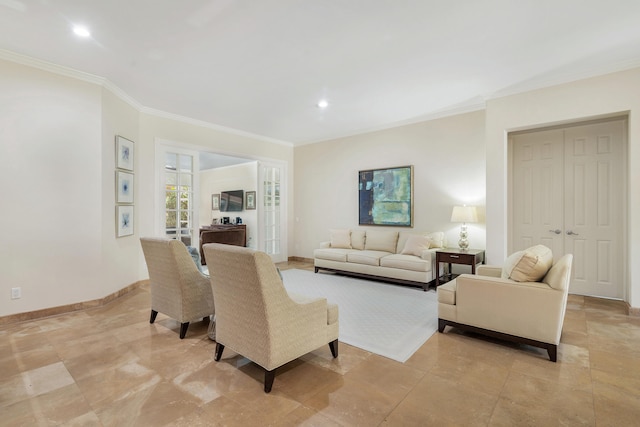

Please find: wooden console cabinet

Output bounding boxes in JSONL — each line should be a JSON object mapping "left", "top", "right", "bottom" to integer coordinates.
{"left": 199, "top": 224, "right": 246, "bottom": 265}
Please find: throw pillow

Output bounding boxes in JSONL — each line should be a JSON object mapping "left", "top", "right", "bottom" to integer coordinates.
{"left": 501, "top": 245, "right": 553, "bottom": 282}
{"left": 401, "top": 235, "right": 432, "bottom": 257}
{"left": 426, "top": 231, "right": 445, "bottom": 248}
{"left": 330, "top": 229, "right": 352, "bottom": 249}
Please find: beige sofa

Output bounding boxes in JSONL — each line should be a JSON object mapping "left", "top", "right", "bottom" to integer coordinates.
{"left": 314, "top": 229, "right": 445, "bottom": 291}
{"left": 437, "top": 246, "right": 573, "bottom": 362}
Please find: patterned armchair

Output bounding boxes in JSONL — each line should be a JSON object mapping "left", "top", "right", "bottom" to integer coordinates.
{"left": 203, "top": 243, "right": 339, "bottom": 393}
{"left": 140, "top": 237, "right": 215, "bottom": 339}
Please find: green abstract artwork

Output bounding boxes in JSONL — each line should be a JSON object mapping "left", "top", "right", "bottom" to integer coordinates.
{"left": 359, "top": 165, "right": 413, "bottom": 226}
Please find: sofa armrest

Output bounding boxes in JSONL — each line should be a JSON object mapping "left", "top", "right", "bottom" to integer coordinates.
{"left": 319, "top": 241, "right": 330, "bottom": 249}
{"left": 420, "top": 248, "right": 437, "bottom": 261}
{"left": 476, "top": 265, "right": 502, "bottom": 278}
{"left": 454, "top": 273, "right": 567, "bottom": 344}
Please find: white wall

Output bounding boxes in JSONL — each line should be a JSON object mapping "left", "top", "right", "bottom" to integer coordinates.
{"left": 199, "top": 162, "right": 258, "bottom": 249}
{"left": 0, "top": 59, "right": 294, "bottom": 317}
{"left": 293, "top": 110, "right": 487, "bottom": 257}
{"left": 0, "top": 59, "right": 103, "bottom": 314}
{"left": 485, "top": 67, "right": 640, "bottom": 309}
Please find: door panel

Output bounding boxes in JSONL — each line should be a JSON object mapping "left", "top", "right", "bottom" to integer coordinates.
{"left": 511, "top": 119, "right": 625, "bottom": 299}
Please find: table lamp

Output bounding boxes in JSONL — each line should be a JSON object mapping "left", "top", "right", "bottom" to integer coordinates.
{"left": 451, "top": 205, "right": 478, "bottom": 250}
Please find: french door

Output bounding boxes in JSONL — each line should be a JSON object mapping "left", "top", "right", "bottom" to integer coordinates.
{"left": 156, "top": 143, "right": 200, "bottom": 248}
{"left": 510, "top": 118, "right": 626, "bottom": 299}
{"left": 258, "top": 161, "right": 287, "bottom": 263}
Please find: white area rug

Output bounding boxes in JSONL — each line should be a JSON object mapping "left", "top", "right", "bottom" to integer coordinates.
{"left": 280, "top": 269, "right": 438, "bottom": 363}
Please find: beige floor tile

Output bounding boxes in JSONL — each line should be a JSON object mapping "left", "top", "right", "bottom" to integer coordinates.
{"left": 382, "top": 372, "right": 497, "bottom": 426}
{"left": 1, "top": 260, "right": 639, "bottom": 426}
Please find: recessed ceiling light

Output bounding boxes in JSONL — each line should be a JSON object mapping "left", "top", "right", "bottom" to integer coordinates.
{"left": 317, "top": 99, "right": 329, "bottom": 109}
{"left": 73, "top": 25, "right": 91, "bottom": 38}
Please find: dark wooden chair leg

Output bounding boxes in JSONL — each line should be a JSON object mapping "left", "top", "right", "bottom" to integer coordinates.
{"left": 150, "top": 310, "right": 158, "bottom": 324}
{"left": 547, "top": 344, "right": 557, "bottom": 362}
{"left": 329, "top": 339, "right": 339, "bottom": 358}
{"left": 179, "top": 322, "right": 190, "bottom": 339}
{"left": 214, "top": 343, "right": 225, "bottom": 361}
{"left": 438, "top": 318, "right": 446, "bottom": 333}
{"left": 264, "top": 369, "right": 276, "bottom": 393}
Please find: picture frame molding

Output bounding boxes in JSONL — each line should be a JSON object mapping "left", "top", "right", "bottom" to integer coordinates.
{"left": 116, "top": 205, "right": 134, "bottom": 237}
{"left": 116, "top": 171, "right": 134, "bottom": 204}
{"left": 358, "top": 165, "right": 414, "bottom": 227}
{"left": 211, "top": 193, "right": 220, "bottom": 211}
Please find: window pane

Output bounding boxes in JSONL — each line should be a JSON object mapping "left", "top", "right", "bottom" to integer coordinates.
{"left": 165, "top": 153, "right": 177, "bottom": 171}
{"left": 165, "top": 172, "right": 177, "bottom": 185}
{"left": 166, "top": 192, "right": 177, "bottom": 209}
{"left": 166, "top": 211, "right": 177, "bottom": 228}
{"left": 180, "top": 174, "right": 192, "bottom": 188}
{"left": 179, "top": 155, "right": 192, "bottom": 173}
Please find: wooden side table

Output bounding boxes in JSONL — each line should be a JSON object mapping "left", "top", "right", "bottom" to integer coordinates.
{"left": 435, "top": 248, "right": 485, "bottom": 286}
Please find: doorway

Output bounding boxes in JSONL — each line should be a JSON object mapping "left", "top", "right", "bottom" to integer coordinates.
{"left": 509, "top": 117, "right": 627, "bottom": 299}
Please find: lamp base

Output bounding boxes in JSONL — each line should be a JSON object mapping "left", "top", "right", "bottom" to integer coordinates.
{"left": 458, "top": 224, "right": 469, "bottom": 251}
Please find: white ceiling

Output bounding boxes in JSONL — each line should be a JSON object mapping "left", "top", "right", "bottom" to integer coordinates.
{"left": 2, "top": 1, "right": 640, "bottom": 146}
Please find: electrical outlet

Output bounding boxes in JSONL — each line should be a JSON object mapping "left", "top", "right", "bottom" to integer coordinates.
{"left": 11, "top": 287, "right": 21, "bottom": 299}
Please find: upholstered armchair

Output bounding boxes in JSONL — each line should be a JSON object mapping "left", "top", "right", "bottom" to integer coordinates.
{"left": 140, "top": 237, "right": 215, "bottom": 339}
{"left": 438, "top": 245, "right": 573, "bottom": 362}
{"left": 203, "top": 243, "right": 339, "bottom": 393}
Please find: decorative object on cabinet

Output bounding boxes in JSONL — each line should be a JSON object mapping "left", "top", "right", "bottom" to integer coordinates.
{"left": 246, "top": 191, "right": 256, "bottom": 210}
{"left": 115, "top": 135, "right": 134, "bottom": 171}
{"left": 450, "top": 205, "right": 478, "bottom": 250}
{"left": 358, "top": 165, "right": 413, "bottom": 227}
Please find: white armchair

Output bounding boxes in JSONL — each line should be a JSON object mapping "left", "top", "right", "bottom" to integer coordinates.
{"left": 203, "top": 243, "right": 339, "bottom": 393}
{"left": 438, "top": 247, "right": 573, "bottom": 362}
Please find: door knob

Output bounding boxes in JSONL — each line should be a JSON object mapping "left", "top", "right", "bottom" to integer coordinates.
{"left": 548, "top": 229, "right": 561, "bottom": 234}
{"left": 566, "top": 230, "right": 579, "bottom": 236}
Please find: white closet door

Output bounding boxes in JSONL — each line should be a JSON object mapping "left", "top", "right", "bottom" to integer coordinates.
{"left": 511, "top": 119, "right": 626, "bottom": 299}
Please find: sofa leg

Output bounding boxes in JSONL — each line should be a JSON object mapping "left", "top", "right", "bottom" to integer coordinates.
{"left": 150, "top": 310, "right": 158, "bottom": 324}
{"left": 547, "top": 344, "right": 557, "bottom": 362}
{"left": 214, "top": 343, "right": 225, "bottom": 361}
{"left": 329, "top": 339, "right": 339, "bottom": 358}
{"left": 314, "top": 267, "right": 319, "bottom": 273}
{"left": 438, "top": 318, "right": 446, "bottom": 333}
{"left": 264, "top": 369, "right": 276, "bottom": 393}
{"left": 179, "top": 322, "right": 190, "bottom": 339}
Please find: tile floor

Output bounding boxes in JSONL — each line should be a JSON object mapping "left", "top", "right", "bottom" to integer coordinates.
{"left": 2, "top": 260, "right": 640, "bottom": 426}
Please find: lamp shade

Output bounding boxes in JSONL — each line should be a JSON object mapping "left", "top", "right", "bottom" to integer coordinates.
{"left": 451, "top": 205, "right": 478, "bottom": 223}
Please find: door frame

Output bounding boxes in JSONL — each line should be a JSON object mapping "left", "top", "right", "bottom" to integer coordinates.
{"left": 507, "top": 116, "right": 629, "bottom": 300}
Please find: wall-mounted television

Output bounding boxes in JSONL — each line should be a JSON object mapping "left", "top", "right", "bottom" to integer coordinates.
{"left": 220, "top": 190, "right": 244, "bottom": 212}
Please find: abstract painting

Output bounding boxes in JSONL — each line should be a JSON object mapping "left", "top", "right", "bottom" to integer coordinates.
{"left": 359, "top": 165, "right": 413, "bottom": 226}
{"left": 116, "top": 205, "right": 134, "bottom": 237}
{"left": 116, "top": 135, "right": 134, "bottom": 171}
{"left": 116, "top": 171, "right": 134, "bottom": 203}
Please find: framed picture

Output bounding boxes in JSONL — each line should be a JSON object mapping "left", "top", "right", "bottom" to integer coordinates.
{"left": 116, "top": 205, "right": 134, "bottom": 237}
{"left": 358, "top": 165, "right": 414, "bottom": 227}
{"left": 116, "top": 135, "right": 134, "bottom": 171}
{"left": 116, "top": 171, "right": 134, "bottom": 203}
{"left": 211, "top": 194, "right": 220, "bottom": 211}
{"left": 246, "top": 191, "right": 256, "bottom": 210}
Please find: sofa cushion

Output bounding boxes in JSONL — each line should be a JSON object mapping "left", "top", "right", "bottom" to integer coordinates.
{"left": 401, "top": 235, "right": 432, "bottom": 256}
{"left": 364, "top": 230, "right": 398, "bottom": 253}
{"left": 330, "top": 229, "right": 352, "bottom": 249}
{"left": 314, "top": 247, "right": 352, "bottom": 262}
{"left": 501, "top": 245, "right": 553, "bottom": 282}
{"left": 437, "top": 280, "right": 457, "bottom": 305}
{"left": 426, "top": 231, "right": 445, "bottom": 248}
{"left": 380, "top": 254, "right": 431, "bottom": 272}
{"left": 347, "top": 250, "right": 389, "bottom": 266}
{"left": 351, "top": 230, "right": 366, "bottom": 250}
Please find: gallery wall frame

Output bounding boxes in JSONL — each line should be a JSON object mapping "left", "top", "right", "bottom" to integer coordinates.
{"left": 116, "top": 135, "right": 134, "bottom": 171}
{"left": 211, "top": 194, "right": 220, "bottom": 211}
{"left": 116, "top": 171, "right": 134, "bottom": 204}
{"left": 116, "top": 205, "right": 134, "bottom": 237}
{"left": 245, "top": 191, "right": 256, "bottom": 210}
{"left": 358, "top": 165, "right": 414, "bottom": 227}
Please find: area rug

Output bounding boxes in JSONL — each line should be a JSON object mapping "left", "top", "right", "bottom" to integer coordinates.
{"left": 280, "top": 269, "right": 438, "bottom": 363}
